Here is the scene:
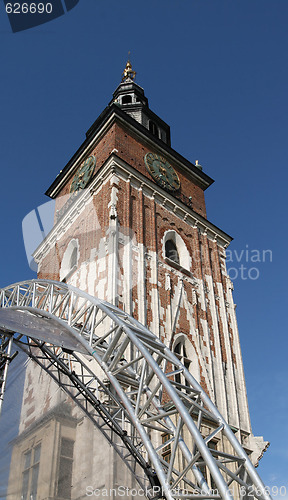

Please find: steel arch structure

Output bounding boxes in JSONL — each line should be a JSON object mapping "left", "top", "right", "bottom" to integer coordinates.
{"left": 0, "top": 280, "right": 270, "bottom": 500}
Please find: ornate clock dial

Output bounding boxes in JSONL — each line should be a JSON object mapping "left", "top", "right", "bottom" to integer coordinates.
{"left": 144, "top": 153, "right": 180, "bottom": 192}
{"left": 70, "top": 155, "right": 96, "bottom": 193}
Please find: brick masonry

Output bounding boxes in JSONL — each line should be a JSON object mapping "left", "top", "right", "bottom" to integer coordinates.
{"left": 37, "top": 119, "right": 251, "bottom": 435}
{"left": 14, "top": 98, "right": 269, "bottom": 496}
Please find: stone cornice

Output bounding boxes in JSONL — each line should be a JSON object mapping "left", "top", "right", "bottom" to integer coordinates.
{"left": 110, "top": 154, "right": 232, "bottom": 247}
{"left": 33, "top": 158, "right": 114, "bottom": 264}
{"left": 85, "top": 105, "right": 213, "bottom": 191}
{"left": 45, "top": 113, "right": 116, "bottom": 199}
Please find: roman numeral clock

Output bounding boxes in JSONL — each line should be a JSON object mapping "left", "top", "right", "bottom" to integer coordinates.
{"left": 70, "top": 155, "right": 96, "bottom": 193}
{"left": 144, "top": 152, "right": 181, "bottom": 192}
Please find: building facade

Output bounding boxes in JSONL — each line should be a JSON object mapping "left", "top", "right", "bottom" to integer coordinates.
{"left": 7, "top": 63, "right": 268, "bottom": 500}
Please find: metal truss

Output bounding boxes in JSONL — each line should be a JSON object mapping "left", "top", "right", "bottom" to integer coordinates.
{"left": 0, "top": 332, "right": 17, "bottom": 415}
{"left": 0, "top": 280, "right": 271, "bottom": 500}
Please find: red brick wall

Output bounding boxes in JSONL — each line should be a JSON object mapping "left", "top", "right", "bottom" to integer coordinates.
{"left": 113, "top": 122, "right": 207, "bottom": 218}
{"left": 54, "top": 121, "right": 207, "bottom": 219}
{"left": 38, "top": 155, "right": 247, "bottom": 426}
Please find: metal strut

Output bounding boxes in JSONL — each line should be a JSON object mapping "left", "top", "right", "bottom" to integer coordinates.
{"left": 0, "top": 280, "right": 271, "bottom": 500}
{"left": 0, "top": 333, "right": 17, "bottom": 416}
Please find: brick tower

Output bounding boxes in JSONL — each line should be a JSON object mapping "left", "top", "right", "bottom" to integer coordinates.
{"left": 7, "top": 62, "right": 268, "bottom": 499}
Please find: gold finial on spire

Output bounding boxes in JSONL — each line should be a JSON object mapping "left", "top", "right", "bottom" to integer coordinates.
{"left": 122, "top": 53, "right": 136, "bottom": 82}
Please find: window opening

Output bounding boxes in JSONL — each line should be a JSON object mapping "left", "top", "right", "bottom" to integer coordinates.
{"left": 208, "top": 441, "right": 217, "bottom": 489}
{"left": 149, "top": 120, "right": 159, "bottom": 137}
{"left": 57, "top": 438, "right": 74, "bottom": 499}
{"left": 198, "top": 441, "right": 218, "bottom": 489}
{"left": 122, "top": 95, "right": 132, "bottom": 104}
{"left": 161, "top": 433, "right": 171, "bottom": 463}
{"left": 165, "top": 240, "right": 180, "bottom": 264}
{"left": 22, "top": 443, "right": 41, "bottom": 500}
{"left": 173, "top": 341, "right": 191, "bottom": 391}
{"left": 69, "top": 246, "right": 77, "bottom": 270}
{"left": 60, "top": 240, "right": 79, "bottom": 282}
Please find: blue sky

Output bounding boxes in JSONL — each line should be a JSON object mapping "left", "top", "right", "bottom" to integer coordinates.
{"left": 0, "top": 0, "right": 287, "bottom": 492}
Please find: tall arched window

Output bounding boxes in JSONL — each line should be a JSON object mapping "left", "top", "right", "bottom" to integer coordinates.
{"left": 60, "top": 240, "right": 79, "bottom": 282}
{"left": 163, "top": 230, "right": 191, "bottom": 271}
{"left": 173, "top": 340, "right": 191, "bottom": 390}
{"left": 69, "top": 246, "right": 78, "bottom": 269}
{"left": 165, "top": 239, "right": 180, "bottom": 264}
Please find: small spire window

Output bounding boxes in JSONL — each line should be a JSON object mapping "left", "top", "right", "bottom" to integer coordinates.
{"left": 122, "top": 95, "right": 132, "bottom": 105}
{"left": 149, "top": 120, "right": 159, "bottom": 137}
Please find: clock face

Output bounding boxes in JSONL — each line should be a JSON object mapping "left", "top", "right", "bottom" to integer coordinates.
{"left": 144, "top": 153, "right": 180, "bottom": 192}
{"left": 70, "top": 155, "right": 96, "bottom": 193}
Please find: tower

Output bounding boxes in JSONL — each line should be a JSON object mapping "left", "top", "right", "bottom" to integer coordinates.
{"left": 5, "top": 62, "right": 269, "bottom": 499}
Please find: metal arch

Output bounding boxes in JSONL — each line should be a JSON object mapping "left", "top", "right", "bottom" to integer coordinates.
{"left": 0, "top": 279, "right": 271, "bottom": 500}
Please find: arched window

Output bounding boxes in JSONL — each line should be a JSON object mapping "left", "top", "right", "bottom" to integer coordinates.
{"left": 122, "top": 95, "right": 132, "bottom": 104}
{"left": 60, "top": 240, "right": 79, "bottom": 282}
{"left": 174, "top": 340, "right": 191, "bottom": 388}
{"left": 70, "top": 246, "right": 78, "bottom": 269}
{"left": 149, "top": 120, "right": 159, "bottom": 137}
{"left": 165, "top": 239, "right": 180, "bottom": 264}
{"left": 198, "top": 440, "right": 218, "bottom": 488}
{"left": 163, "top": 230, "right": 191, "bottom": 271}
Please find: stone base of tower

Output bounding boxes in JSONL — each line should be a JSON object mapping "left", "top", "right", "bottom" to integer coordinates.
{"left": 6, "top": 353, "right": 269, "bottom": 500}
{"left": 6, "top": 363, "right": 147, "bottom": 500}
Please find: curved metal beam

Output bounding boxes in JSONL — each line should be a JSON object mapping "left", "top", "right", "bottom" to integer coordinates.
{"left": 0, "top": 280, "right": 271, "bottom": 500}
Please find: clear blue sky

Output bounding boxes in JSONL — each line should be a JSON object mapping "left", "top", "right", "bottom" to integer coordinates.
{"left": 0, "top": 0, "right": 287, "bottom": 493}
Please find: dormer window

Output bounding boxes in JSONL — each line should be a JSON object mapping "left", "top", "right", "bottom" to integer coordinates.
{"left": 122, "top": 95, "right": 132, "bottom": 105}
{"left": 165, "top": 240, "right": 179, "bottom": 264}
{"left": 149, "top": 120, "right": 159, "bottom": 137}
